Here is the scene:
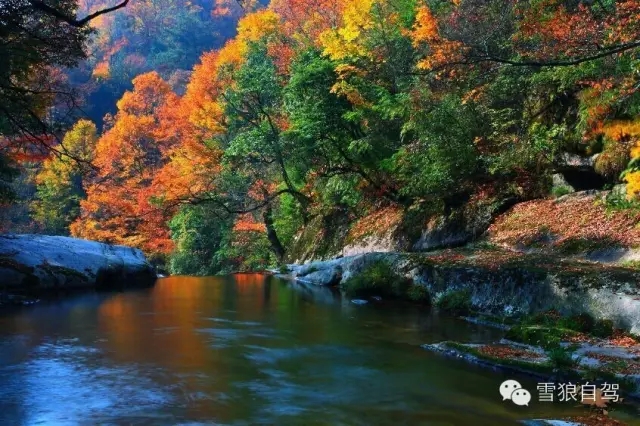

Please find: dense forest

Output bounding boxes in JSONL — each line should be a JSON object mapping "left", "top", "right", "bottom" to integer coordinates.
{"left": 1, "top": 0, "right": 640, "bottom": 274}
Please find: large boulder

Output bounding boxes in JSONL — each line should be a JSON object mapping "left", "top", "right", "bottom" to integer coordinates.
{"left": 413, "top": 197, "right": 518, "bottom": 251}
{"left": 0, "top": 234, "right": 156, "bottom": 295}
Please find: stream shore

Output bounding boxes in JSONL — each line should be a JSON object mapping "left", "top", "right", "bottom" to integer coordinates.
{"left": 0, "top": 234, "right": 156, "bottom": 307}
{"left": 281, "top": 248, "right": 640, "bottom": 406}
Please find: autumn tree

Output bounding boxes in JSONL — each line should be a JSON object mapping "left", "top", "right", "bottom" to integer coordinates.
{"left": 71, "top": 72, "right": 180, "bottom": 253}
{"left": 32, "top": 120, "right": 98, "bottom": 234}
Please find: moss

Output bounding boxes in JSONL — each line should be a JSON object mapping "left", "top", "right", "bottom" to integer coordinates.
{"left": 0, "top": 256, "right": 34, "bottom": 275}
{"left": 286, "top": 212, "right": 351, "bottom": 262}
{"left": 506, "top": 324, "right": 577, "bottom": 349}
{"left": 340, "top": 259, "right": 428, "bottom": 303}
{"left": 552, "top": 185, "right": 574, "bottom": 198}
{"left": 40, "top": 263, "right": 89, "bottom": 283}
{"left": 406, "top": 283, "right": 431, "bottom": 303}
{"left": 442, "top": 341, "right": 556, "bottom": 375}
{"left": 440, "top": 342, "right": 638, "bottom": 393}
{"left": 436, "top": 289, "right": 472, "bottom": 316}
{"left": 621, "top": 260, "right": 640, "bottom": 269}
{"left": 556, "top": 237, "right": 622, "bottom": 255}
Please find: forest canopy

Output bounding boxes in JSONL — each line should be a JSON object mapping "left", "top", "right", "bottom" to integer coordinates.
{"left": 1, "top": 0, "right": 640, "bottom": 273}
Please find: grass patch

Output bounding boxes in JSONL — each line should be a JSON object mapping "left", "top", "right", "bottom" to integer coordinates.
{"left": 506, "top": 324, "right": 577, "bottom": 349}
{"left": 552, "top": 185, "right": 574, "bottom": 198}
{"left": 436, "top": 289, "right": 472, "bottom": 315}
{"left": 506, "top": 311, "right": 615, "bottom": 348}
{"left": 621, "top": 260, "right": 640, "bottom": 269}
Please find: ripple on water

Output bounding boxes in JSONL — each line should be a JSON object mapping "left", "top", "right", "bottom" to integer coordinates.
{"left": 1, "top": 340, "right": 174, "bottom": 425}
{"left": 196, "top": 326, "right": 282, "bottom": 350}
{"left": 205, "top": 317, "right": 262, "bottom": 327}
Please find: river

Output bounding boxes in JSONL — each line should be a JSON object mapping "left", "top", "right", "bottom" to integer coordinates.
{"left": 0, "top": 274, "right": 638, "bottom": 425}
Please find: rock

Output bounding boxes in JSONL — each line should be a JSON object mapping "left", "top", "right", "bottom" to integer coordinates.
{"left": 351, "top": 299, "right": 368, "bottom": 305}
{"left": 555, "top": 189, "right": 605, "bottom": 203}
{"left": 291, "top": 251, "right": 640, "bottom": 334}
{"left": 551, "top": 173, "right": 575, "bottom": 194}
{"left": 413, "top": 198, "right": 518, "bottom": 252}
{"left": 0, "top": 234, "right": 156, "bottom": 295}
{"left": 412, "top": 214, "right": 474, "bottom": 251}
{"left": 558, "top": 153, "right": 596, "bottom": 169}
{"left": 555, "top": 153, "right": 607, "bottom": 190}
{"left": 296, "top": 266, "right": 343, "bottom": 286}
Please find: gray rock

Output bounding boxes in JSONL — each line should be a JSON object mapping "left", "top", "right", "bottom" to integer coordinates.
{"left": 413, "top": 198, "right": 517, "bottom": 252}
{"left": 0, "top": 234, "right": 156, "bottom": 294}
{"left": 296, "top": 266, "right": 342, "bottom": 286}
{"left": 558, "top": 152, "right": 596, "bottom": 169}
{"left": 551, "top": 173, "right": 575, "bottom": 194}
{"left": 291, "top": 251, "right": 640, "bottom": 334}
{"left": 555, "top": 189, "right": 605, "bottom": 203}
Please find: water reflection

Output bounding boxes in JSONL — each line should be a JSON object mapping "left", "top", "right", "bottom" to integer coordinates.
{"left": 0, "top": 275, "right": 638, "bottom": 425}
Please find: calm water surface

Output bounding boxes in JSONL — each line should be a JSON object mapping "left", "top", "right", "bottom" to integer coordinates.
{"left": 1, "top": 275, "right": 639, "bottom": 425}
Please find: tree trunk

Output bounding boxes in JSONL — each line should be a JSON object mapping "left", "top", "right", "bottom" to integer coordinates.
{"left": 262, "top": 204, "right": 285, "bottom": 261}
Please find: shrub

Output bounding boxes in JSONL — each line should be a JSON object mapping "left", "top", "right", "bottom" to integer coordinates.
{"left": 551, "top": 185, "right": 573, "bottom": 198}
{"left": 592, "top": 319, "right": 614, "bottom": 338}
{"left": 436, "top": 289, "right": 472, "bottom": 315}
{"left": 547, "top": 346, "right": 577, "bottom": 369}
{"left": 407, "top": 284, "right": 431, "bottom": 304}
{"left": 340, "top": 260, "right": 427, "bottom": 302}
{"left": 506, "top": 324, "right": 564, "bottom": 349}
{"left": 568, "top": 313, "right": 596, "bottom": 333}
{"left": 595, "top": 139, "right": 630, "bottom": 180}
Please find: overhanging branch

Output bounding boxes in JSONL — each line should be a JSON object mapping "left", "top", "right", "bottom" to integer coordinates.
{"left": 28, "top": 0, "right": 131, "bottom": 27}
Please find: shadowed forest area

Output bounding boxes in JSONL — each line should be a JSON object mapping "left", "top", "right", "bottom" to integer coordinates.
{"left": 2, "top": 0, "right": 640, "bottom": 274}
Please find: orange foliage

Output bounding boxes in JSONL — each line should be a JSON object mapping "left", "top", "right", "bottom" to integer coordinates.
{"left": 72, "top": 72, "right": 181, "bottom": 253}
{"left": 233, "top": 214, "right": 266, "bottom": 232}
{"left": 515, "top": 1, "right": 602, "bottom": 59}
{"left": 0, "top": 135, "right": 57, "bottom": 163}
{"left": 411, "top": 5, "right": 465, "bottom": 72}
{"left": 271, "top": 0, "right": 343, "bottom": 44}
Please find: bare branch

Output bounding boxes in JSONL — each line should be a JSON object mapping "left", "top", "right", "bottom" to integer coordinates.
{"left": 28, "top": 0, "right": 131, "bottom": 28}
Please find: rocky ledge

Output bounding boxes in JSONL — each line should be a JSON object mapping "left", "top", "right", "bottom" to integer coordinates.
{"left": 0, "top": 234, "right": 156, "bottom": 303}
{"left": 286, "top": 249, "right": 640, "bottom": 334}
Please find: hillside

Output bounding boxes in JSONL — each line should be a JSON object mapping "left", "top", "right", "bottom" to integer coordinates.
{"left": 1, "top": 0, "right": 639, "bottom": 275}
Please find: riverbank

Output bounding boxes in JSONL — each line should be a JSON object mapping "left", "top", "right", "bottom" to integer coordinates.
{"left": 281, "top": 248, "right": 640, "bottom": 408}
{"left": 0, "top": 234, "right": 156, "bottom": 307}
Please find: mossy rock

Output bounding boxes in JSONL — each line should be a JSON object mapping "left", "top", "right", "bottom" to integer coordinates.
{"left": 436, "top": 289, "right": 472, "bottom": 316}
{"left": 340, "top": 259, "right": 429, "bottom": 303}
